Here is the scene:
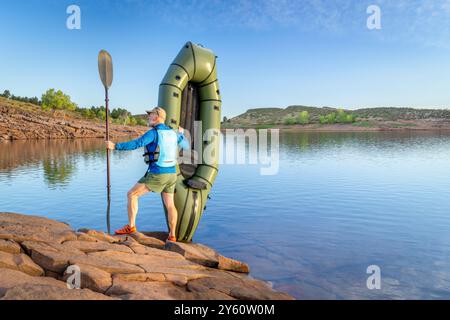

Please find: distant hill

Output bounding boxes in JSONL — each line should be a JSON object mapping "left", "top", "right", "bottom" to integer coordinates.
{"left": 225, "top": 105, "right": 450, "bottom": 127}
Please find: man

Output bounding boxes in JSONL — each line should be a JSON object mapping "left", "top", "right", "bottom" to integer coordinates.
{"left": 105, "top": 107, "right": 189, "bottom": 242}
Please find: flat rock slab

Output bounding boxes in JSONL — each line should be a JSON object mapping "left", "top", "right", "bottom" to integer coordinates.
{"left": 22, "top": 240, "right": 85, "bottom": 273}
{"left": 165, "top": 241, "right": 250, "bottom": 273}
{"left": 187, "top": 276, "right": 294, "bottom": 300}
{"left": 113, "top": 270, "right": 204, "bottom": 287}
{"left": 0, "top": 212, "right": 76, "bottom": 243}
{"left": 77, "top": 229, "right": 117, "bottom": 243}
{"left": 69, "top": 254, "right": 144, "bottom": 275}
{"left": 164, "top": 242, "right": 220, "bottom": 267}
{"left": 106, "top": 278, "right": 192, "bottom": 300}
{"left": 0, "top": 251, "right": 44, "bottom": 276}
{"left": 129, "top": 232, "right": 165, "bottom": 249}
{"left": 0, "top": 239, "right": 21, "bottom": 254}
{"left": 218, "top": 255, "right": 250, "bottom": 273}
{"left": 114, "top": 272, "right": 166, "bottom": 283}
{"left": 127, "top": 243, "right": 184, "bottom": 259}
{"left": 62, "top": 263, "right": 112, "bottom": 293}
{"left": 108, "top": 278, "right": 237, "bottom": 300}
{"left": 0, "top": 269, "right": 65, "bottom": 296}
{"left": 1, "top": 284, "right": 115, "bottom": 300}
{"left": 88, "top": 249, "right": 188, "bottom": 266}
{"left": 62, "top": 240, "right": 134, "bottom": 254}
{"left": 76, "top": 232, "right": 102, "bottom": 242}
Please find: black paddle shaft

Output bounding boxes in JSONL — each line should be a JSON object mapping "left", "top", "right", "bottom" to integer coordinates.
{"left": 105, "top": 87, "right": 111, "bottom": 234}
{"left": 105, "top": 87, "right": 111, "bottom": 195}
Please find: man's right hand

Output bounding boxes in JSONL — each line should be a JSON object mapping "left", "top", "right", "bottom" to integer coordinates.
{"left": 105, "top": 140, "right": 115, "bottom": 150}
{"left": 178, "top": 126, "right": 184, "bottom": 134}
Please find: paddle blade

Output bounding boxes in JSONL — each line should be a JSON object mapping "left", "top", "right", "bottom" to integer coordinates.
{"left": 98, "top": 50, "right": 113, "bottom": 89}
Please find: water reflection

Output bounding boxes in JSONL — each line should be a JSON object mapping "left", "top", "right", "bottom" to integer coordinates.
{"left": 0, "top": 138, "right": 133, "bottom": 187}
{"left": 1, "top": 131, "right": 450, "bottom": 299}
{"left": 42, "top": 158, "right": 75, "bottom": 188}
{"left": 279, "top": 130, "right": 450, "bottom": 152}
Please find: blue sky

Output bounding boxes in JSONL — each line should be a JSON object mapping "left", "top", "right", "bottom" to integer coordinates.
{"left": 0, "top": 0, "right": 449, "bottom": 117}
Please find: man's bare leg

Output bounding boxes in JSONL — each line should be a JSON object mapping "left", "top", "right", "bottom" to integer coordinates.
{"left": 127, "top": 183, "right": 151, "bottom": 227}
{"left": 162, "top": 192, "right": 178, "bottom": 238}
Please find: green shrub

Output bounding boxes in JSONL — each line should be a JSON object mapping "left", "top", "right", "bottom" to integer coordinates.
{"left": 326, "top": 112, "right": 336, "bottom": 124}
{"left": 111, "top": 108, "right": 131, "bottom": 120}
{"left": 41, "top": 89, "right": 77, "bottom": 111}
{"left": 123, "top": 116, "right": 137, "bottom": 126}
{"left": 135, "top": 117, "right": 147, "bottom": 126}
{"left": 335, "top": 109, "right": 357, "bottom": 123}
{"left": 97, "top": 110, "right": 106, "bottom": 121}
{"left": 79, "top": 108, "right": 94, "bottom": 119}
{"left": 297, "top": 111, "right": 309, "bottom": 125}
{"left": 283, "top": 116, "right": 296, "bottom": 125}
{"left": 336, "top": 109, "right": 346, "bottom": 123}
{"left": 346, "top": 114, "right": 357, "bottom": 123}
{"left": 1, "top": 90, "right": 11, "bottom": 99}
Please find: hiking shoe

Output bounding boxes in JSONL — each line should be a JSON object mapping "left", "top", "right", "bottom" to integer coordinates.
{"left": 166, "top": 235, "right": 177, "bottom": 242}
{"left": 115, "top": 224, "right": 137, "bottom": 235}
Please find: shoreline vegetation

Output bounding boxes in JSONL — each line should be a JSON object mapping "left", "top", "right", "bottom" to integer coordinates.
{"left": 2, "top": 88, "right": 450, "bottom": 140}
{"left": 222, "top": 106, "right": 450, "bottom": 132}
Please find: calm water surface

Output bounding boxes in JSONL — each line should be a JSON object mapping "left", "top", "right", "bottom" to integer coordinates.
{"left": 1, "top": 131, "right": 450, "bottom": 299}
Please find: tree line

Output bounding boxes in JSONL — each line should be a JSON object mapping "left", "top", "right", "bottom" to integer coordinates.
{"left": 1, "top": 89, "right": 146, "bottom": 126}
{"left": 283, "top": 109, "right": 357, "bottom": 125}
{"left": 0, "top": 90, "right": 40, "bottom": 105}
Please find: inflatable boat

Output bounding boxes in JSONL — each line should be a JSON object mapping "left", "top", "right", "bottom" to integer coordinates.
{"left": 158, "top": 42, "right": 221, "bottom": 242}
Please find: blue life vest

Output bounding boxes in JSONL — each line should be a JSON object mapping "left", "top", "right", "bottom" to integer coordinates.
{"left": 143, "top": 127, "right": 178, "bottom": 167}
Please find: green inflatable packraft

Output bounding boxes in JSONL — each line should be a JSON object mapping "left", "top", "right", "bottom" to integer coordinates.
{"left": 158, "top": 42, "right": 221, "bottom": 242}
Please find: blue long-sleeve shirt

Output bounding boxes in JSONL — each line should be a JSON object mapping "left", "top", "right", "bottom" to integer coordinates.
{"left": 115, "top": 123, "right": 190, "bottom": 174}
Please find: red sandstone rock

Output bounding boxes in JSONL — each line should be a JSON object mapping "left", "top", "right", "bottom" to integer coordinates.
{"left": 0, "top": 212, "right": 294, "bottom": 300}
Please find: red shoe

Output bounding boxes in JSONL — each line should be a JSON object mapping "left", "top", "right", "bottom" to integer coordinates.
{"left": 166, "top": 235, "right": 177, "bottom": 242}
{"left": 115, "top": 224, "right": 137, "bottom": 235}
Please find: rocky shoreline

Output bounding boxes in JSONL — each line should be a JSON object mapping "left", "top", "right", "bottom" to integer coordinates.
{"left": 0, "top": 212, "right": 293, "bottom": 300}
{"left": 0, "top": 98, "right": 147, "bottom": 141}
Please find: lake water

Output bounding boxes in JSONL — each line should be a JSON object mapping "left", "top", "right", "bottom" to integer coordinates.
{"left": 1, "top": 131, "right": 450, "bottom": 299}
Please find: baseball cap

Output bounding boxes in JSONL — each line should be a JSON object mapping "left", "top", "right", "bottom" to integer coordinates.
{"left": 145, "top": 107, "right": 166, "bottom": 121}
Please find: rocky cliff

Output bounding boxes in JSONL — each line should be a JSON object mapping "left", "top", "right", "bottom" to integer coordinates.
{"left": 0, "top": 212, "right": 293, "bottom": 300}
